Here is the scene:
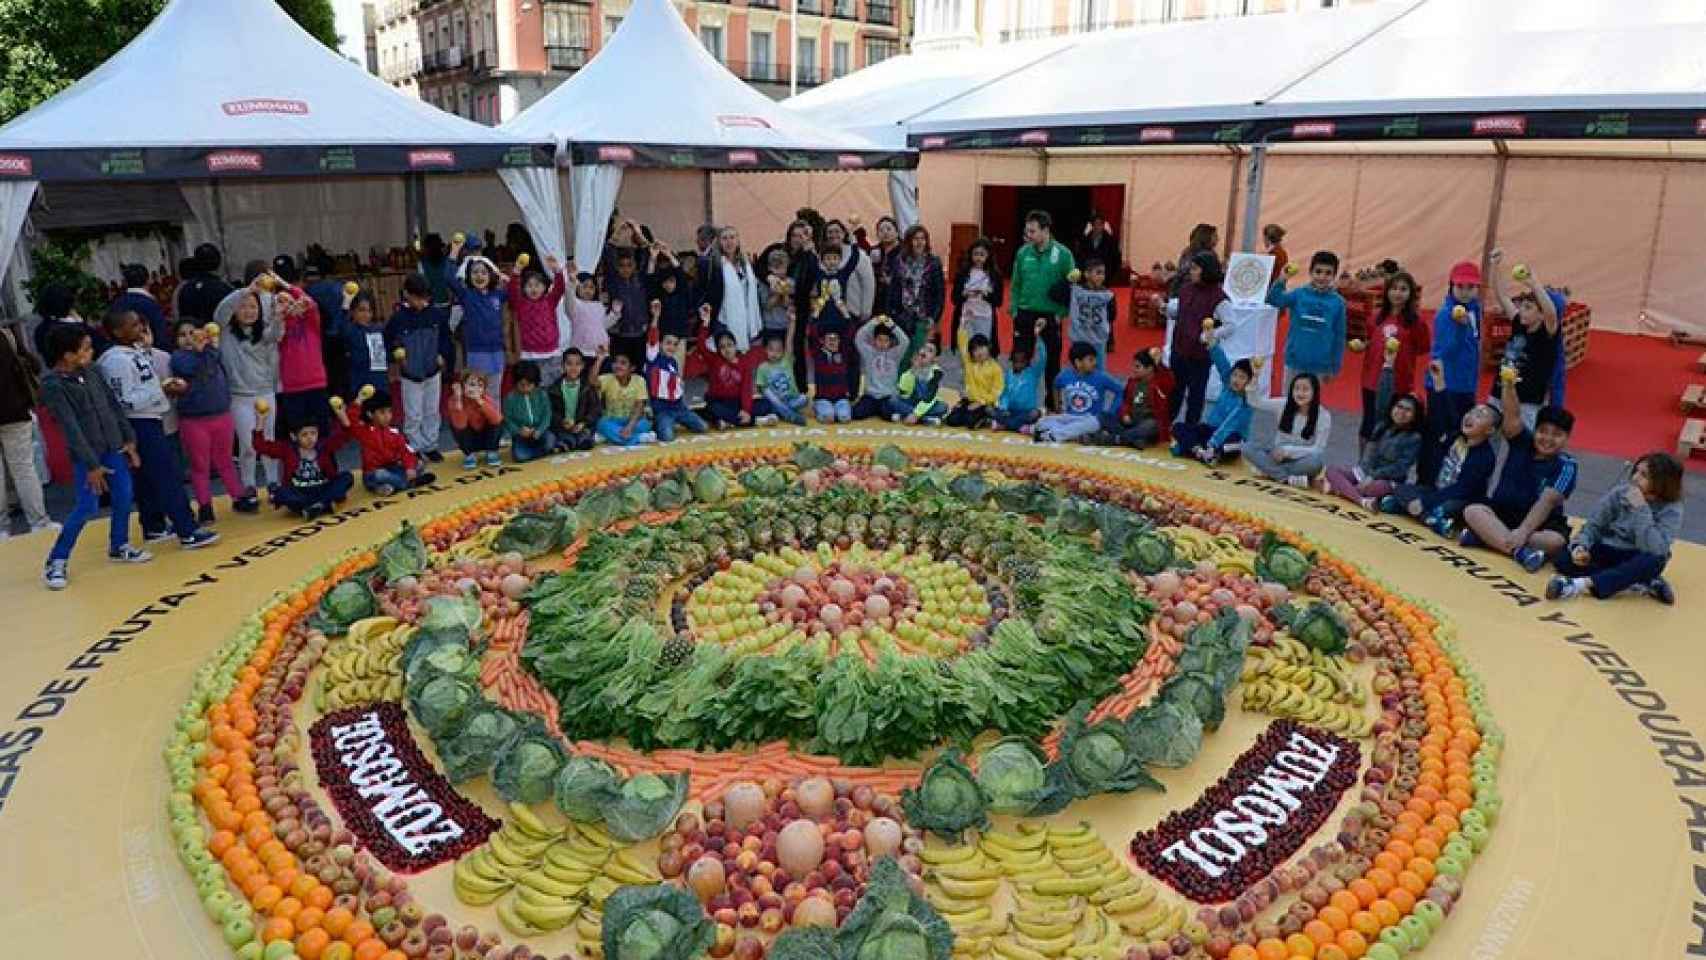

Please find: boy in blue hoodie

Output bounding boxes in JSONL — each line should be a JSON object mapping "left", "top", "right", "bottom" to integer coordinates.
{"left": 1170, "top": 337, "right": 1253, "bottom": 465}
{"left": 385, "top": 274, "right": 451, "bottom": 462}
{"left": 1267, "top": 250, "right": 1348, "bottom": 388}
{"left": 993, "top": 318, "right": 1047, "bottom": 431}
{"left": 1419, "top": 259, "right": 1484, "bottom": 485}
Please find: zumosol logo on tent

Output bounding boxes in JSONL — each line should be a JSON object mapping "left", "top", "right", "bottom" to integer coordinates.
{"left": 1017, "top": 130, "right": 1049, "bottom": 145}
{"left": 1696, "top": 118, "right": 1706, "bottom": 135}
{"left": 1139, "top": 127, "right": 1175, "bottom": 143}
{"left": 409, "top": 150, "right": 457, "bottom": 169}
{"left": 837, "top": 155, "right": 864, "bottom": 169}
{"left": 727, "top": 150, "right": 759, "bottom": 166}
{"left": 1291, "top": 122, "right": 1335, "bottom": 139}
{"left": 206, "top": 151, "right": 263, "bottom": 173}
{"left": 718, "top": 116, "right": 773, "bottom": 130}
{"left": 920, "top": 136, "right": 947, "bottom": 149}
{"left": 598, "top": 146, "right": 636, "bottom": 163}
{"left": 1473, "top": 115, "right": 1526, "bottom": 136}
{"left": 222, "top": 99, "right": 310, "bottom": 117}
{"left": 0, "top": 154, "right": 32, "bottom": 177}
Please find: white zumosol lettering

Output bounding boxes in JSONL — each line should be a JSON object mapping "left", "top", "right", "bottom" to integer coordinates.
{"left": 1160, "top": 838, "right": 1224, "bottom": 878}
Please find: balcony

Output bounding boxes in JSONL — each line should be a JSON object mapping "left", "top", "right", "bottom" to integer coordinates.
{"left": 546, "top": 45, "right": 589, "bottom": 70}
{"left": 381, "top": 56, "right": 422, "bottom": 81}
{"left": 727, "top": 60, "right": 823, "bottom": 88}
{"left": 423, "top": 45, "right": 464, "bottom": 72}
{"left": 748, "top": 0, "right": 779, "bottom": 7}
{"left": 472, "top": 48, "right": 494, "bottom": 74}
{"left": 866, "top": 2, "right": 895, "bottom": 25}
{"left": 382, "top": 0, "right": 418, "bottom": 23}
{"left": 832, "top": 0, "right": 855, "bottom": 18}
{"left": 796, "top": 0, "right": 821, "bottom": 14}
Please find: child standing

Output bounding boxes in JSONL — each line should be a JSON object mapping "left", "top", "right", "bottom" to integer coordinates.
{"left": 761, "top": 248, "right": 797, "bottom": 343}
{"left": 891, "top": 340, "right": 948, "bottom": 425}
{"left": 447, "top": 371, "right": 504, "bottom": 468}
{"left": 853, "top": 320, "right": 909, "bottom": 421}
{"left": 605, "top": 253, "right": 651, "bottom": 368}
{"left": 1323, "top": 350, "right": 1422, "bottom": 508}
{"left": 756, "top": 333, "right": 809, "bottom": 426}
{"left": 567, "top": 272, "right": 616, "bottom": 360}
{"left": 1170, "top": 341, "right": 1253, "bottom": 464}
{"left": 550, "top": 347, "right": 603, "bottom": 451}
{"left": 947, "top": 333, "right": 1003, "bottom": 429}
{"left": 331, "top": 290, "right": 391, "bottom": 399}
{"left": 502, "top": 361, "right": 556, "bottom": 461}
{"left": 41, "top": 325, "right": 150, "bottom": 589}
{"left": 1067, "top": 259, "right": 1117, "bottom": 370}
{"left": 992, "top": 332, "right": 1045, "bottom": 432}
{"left": 644, "top": 319, "right": 709, "bottom": 441}
{"left": 1267, "top": 250, "right": 1348, "bottom": 387}
{"left": 1353, "top": 271, "right": 1429, "bottom": 452}
{"left": 274, "top": 281, "right": 331, "bottom": 438}
{"left": 386, "top": 274, "right": 450, "bottom": 463}
{"left": 1166, "top": 252, "right": 1230, "bottom": 426}
{"left": 252, "top": 414, "right": 353, "bottom": 519}
{"left": 808, "top": 246, "right": 852, "bottom": 344}
{"left": 1489, "top": 250, "right": 1560, "bottom": 429}
{"left": 1034, "top": 342, "right": 1120, "bottom": 442}
{"left": 687, "top": 327, "right": 762, "bottom": 428}
{"left": 97, "top": 308, "right": 218, "bottom": 549}
{"left": 1115, "top": 349, "right": 1174, "bottom": 449}
{"left": 1421, "top": 260, "right": 1484, "bottom": 485}
{"left": 171, "top": 319, "right": 257, "bottom": 519}
{"left": 1548, "top": 452, "right": 1684, "bottom": 604}
{"left": 647, "top": 250, "right": 697, "bottom": 340}
{"left": 810, "top": 330, "right": 855, "bottom": 423}
{"left": 1242, "top": 370, "right": 1331, "bottom": 488}
{"left": 1381, "top": 402, "right": 1498, "bottom": 539}
{"left": 596, "top": 353, "right": 656, "bottom": 446}
{"left": 218, "top": 283, "right": 283, "bottom": 489}
{"left": 950, "top": 239, "right": 1002, "bottom": 356}
{"left": 508, "top": 255, "right": 570, "bottom": 387}
{"left": 334, "top": 386, "right": 434, "bottom": 494}
{"left": 447, "top": 242, "right": 511, "bottom": 379}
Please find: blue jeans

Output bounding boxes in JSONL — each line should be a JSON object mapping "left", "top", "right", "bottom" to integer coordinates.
{"left": 270, "top": 473, "right": 354, "bottom": 515}
{"left": 762, "top": 389, "right": 809, "bottom": 425}
{"left": 511, "top": 432, "right": 555, "bottom": 462}
{"left": 49, "top": 451, "right": 134, "bottom": 563}
{"left": 129, "top": 418, "right": 198, "bottom": 537}
{"left": 597, "top": 416, "right": 653, "bottom": 446}
{"left": 704, "top": 398, "right": 776, "bottom": 427}
{"left": 651, "top": 400, "right": 708, "bottom": 441}
{"left": 813, "top": 398, "right": 852, "bottom": 422}
{"left": 885, "top": 397, "right": 947, "bottom": 421}
{"left": 993, "top": 407, "right": 1040, "bottom": 431}
{"left": 1555, "top": 543, "right": 1668, "bottom": 599}
{"left": 364, "top": 466, "right": 409, "bottom": 492}
{"left": 1171, "top": 422, "right": 1243, "bottom": 461}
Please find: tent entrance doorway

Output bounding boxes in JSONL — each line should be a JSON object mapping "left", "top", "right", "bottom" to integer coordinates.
{"left": 980, "top": 183, "right": 1125, "bottom": 278}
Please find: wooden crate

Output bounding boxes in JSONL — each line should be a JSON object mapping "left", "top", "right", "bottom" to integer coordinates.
{"left": 1481, "top": 300, "right": 1591, "bottom": 369}
{"left": 1128, "top": 278, "right": 1166, "bottom": 328}
{"left": 1562, "top": 302, "right": 1591, "bottom": 370}
{"left": 1680, "top": 419, "right": 1706, "bottom": 460}
{"left": 1683, "top": 384, "right": 1706, "bottom": 413}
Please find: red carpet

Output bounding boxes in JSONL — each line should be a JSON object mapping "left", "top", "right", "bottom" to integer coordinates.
{"left": 941, "top": 299, "right": 1704, "bottom": 471}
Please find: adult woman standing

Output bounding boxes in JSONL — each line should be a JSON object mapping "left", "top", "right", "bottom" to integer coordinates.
{"left": 870, "top": 216, "right": 903, "bottom": 323}
{"left": 1169, "top": 223, "right": 1219, "bottom": 297}
{"left": 217, "top": 280, "right": 283, "bottom": 489}
{"left": 782, "top": 219, "right": 820, "bottom": 384}
{"left": 887, "top": 225, "right": 945, "bottom": 370}
{"left": 701, "top": 226, "right": 764, "bottom": 352}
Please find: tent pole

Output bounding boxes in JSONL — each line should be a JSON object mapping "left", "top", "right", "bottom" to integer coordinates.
{"left": 702, "top": 171, "right": 715, "bottom": 227}
{"left": 1223, "top": 147, "right": 1244, "bottom": 258}
{"left": 1480, "top": 141, "right": 1509, "bottom": 281}
{"left": 414, "top": 173, "right": 430, "bottom": 238}
{"left": 1637, "top": 162, "right": 1669, "bottom": 323}
{"left": 211, "top": 179, "right": 229, "bottom": 256}
{"left": 1239, "top": 143, "right": 1267, "bottom": 254}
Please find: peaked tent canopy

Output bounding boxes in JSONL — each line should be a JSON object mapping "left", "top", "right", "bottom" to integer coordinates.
{"left": 504, "top": 0, "right": 914, "bottom": 171}
{"left": 0, "top": 0, "right": 553, "bottom": 180}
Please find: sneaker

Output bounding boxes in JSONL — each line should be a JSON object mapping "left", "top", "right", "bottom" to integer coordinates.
{"left": 108, "top": 544, "right": 154, "bottom": 564}
{"left": 414, "top": 471, "right": 437, "bottom": 487}
{"left": 635, "top": 431, "right": 658, "bottom": 444}
{"left": 29, "top": 521, "right": 61, "bottom": 535}
{"left": 1427, "top": 513, "right": 1457, "bottom": 539}
{"left": 43, "top": 559, "right": 68, "bottom": 591}
{"left": 1649, "top": 576, "right": 1676, "bottom": 606}
{"left": 923, "top": 416, "right": 943, "bottom": 427}
{"left": 424, "top": 450, "right": 445, "bottom": 463}
{"left": 180, "top": 529, "right": 220, "bottom": 549}
{"left": 1285, "top": 475, "right": 1310, "bottom": 489}
{"left": 1457, "top": 528, "right": 1482, "bottom": 549}
{"left": 231, "top": 495, "right": 260, "bottom": 514}
{"left": 462, "top": 454, "right": 478, "bottom": 470}
{"left": 142, "top": 528, "right": 174, "bottom": 543}
{"left": 301, "top": 503, "right": 331, "bottom": 521}
{"left": 1358, "top": 497, "right": 1377, "bottom": 511}
{"left": 372, "top": 484, "right": 397, "bottom": 497}
{"left": 1546, "top": 575, "right": 1585, "bottom": 600}
{"left": 756, "top": 415, "right": 779, "bottom": 426}
{"left": 485, "top": 451, "right": 502, "bottom": 467}
{"left": 1513, "top": 546, "right": 1545, "bottom": 573}
{"left": 197, "top": 503, "right": 216, "bottom": 525}
{"left": 889, "top": 413, "right": 902, "bottom": 423}
{"left": 1378, "top": 495, "right": 1403, "bottom": 515}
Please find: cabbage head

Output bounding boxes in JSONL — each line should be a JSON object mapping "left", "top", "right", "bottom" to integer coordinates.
{"left": 603, "top": 772, "right": 690, "bottom": 842}
{"left": 948, "top": 471, "right": 989, "bottom": 505}
{"left": 492, "top": 732, "right": 565, "bottom": 805}
{"left": 494, "top": 511, "right": 568, "bottom": 559}
{"left": 974, "top": 737, "right": 1052, "bottom": 815}
{"left": 1291, "top": 603, "right": 1348, "bottom": 656}
{"left": 1123, "top": 531, "right": 1176, "bottom": 576}
{"left": 411, "top": 676, "right": 479, "bottom": 739}
{"left": 693, "top": 467, "right": 729, "bottom": 504}
{"left": 377, "top": 520, "right": 428, "bottom": 581}
{"left": 438, "top": 707, "right": 523, "bottom": 782}
{"left": 768, "top": 927, "right": 839, "bottom": 960}
{"left": 419, "top": 594, "right": 483, "bottom": 635}
{"left": 620, "top": 480, "right": 653, "bottom": 517}
{"left": 1053, "top": 707, "right": 1162, "bottom": 799}
{"left": 739, "top": 467, "right": 788, "bottom": 497}
{"left": 793, "top": 443, "right": 836, "bottom": 471}
{"left": 1255, "top": 531, "right": 1314, "bottom": 588}
{"left": 650, "top": 471, "right": 693, "bottom": 512}
{"left": 835, "top": 858, "right": 954, "bottom": 960}
{"left": 1125, "top": 701, "right": 1204, "bottom": 768}
{"left": 553, "top": 756, "right": 622, "bottom": 822}
{"left": 900, "top": 750, "right": 988, "bottom": 840}
{"left": 576, "top": 487, "right": 624, "bottom": 531}
{"left": 315, "top": 579, "right": 377, "bottom": 634}
{"left": 872, "top": 445, "right": 910, "bottom": 473}
{"left": 602, "top": 884, "right": 713, "bottom": 960}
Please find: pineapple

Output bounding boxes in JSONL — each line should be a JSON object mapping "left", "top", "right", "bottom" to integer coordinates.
{"left": 660, "top": 633, "right": 696, "bottom": 668}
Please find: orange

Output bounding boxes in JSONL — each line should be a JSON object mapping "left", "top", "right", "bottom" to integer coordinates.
{"left": 1256, "top": 939, "right": 1289, "bottom": 960}
{"left": 351, "top": 941, "right": 387, "bottom": 960}
{"left": 1318, "top": 946, "right": 1350, "bottom": 960}
{"left": 379, "top": 951, "right": 408, "bottom": 960}
{"left": 1347, "top": 879, "right": 1380, "bottom": 908}
{"left": 297, "top": 928, "right": 332, "bottom": 960}
{"left": 250, "top": 885, "right": 284, "bottom": 912}
{"left": 1384, "top": 839, "right": 1415, "bottom": 863}
{"left": 1396, "top": 870, "right": 1427, "bottom": 897}
{"left": 1228, "top": 947, "right": 1261, "bottom": 960}
{"left": 261, "top": 916, "right": 295, "bottom": 944}
{"left": 1408, "top": 858, "right": 1437, "bottom": 884}
{"left": 1317, "top": 905, "right": 1350, "bottom": 932}
{"left": 1366, "top": 868, "right": 1396, "bottom": 895}
{"left": 272, "top": 896, "right": 304, "bottom": 921}
{"left": 1387, "top": 887, "right": 1417, "bottom": 915}
{"left": 1335, "top": 929, "right": 1369, "bottom": 959}
{"left": 321, "top": 907, "right": 355, "bottom": 939}
{"left": 1349, "top": 910, "right": 1382, "bottom": 939}
{"left": 322, "top": 944, "right": 354, "bottom": 960}
{"left": 1371, "top": 853, "right": 1402, "bottom": 877}
{"left": 289, "top": 874, "right": 320, "bottom": 901}
{"left": 1328, "top": 891, "right": 1360, "bottom": 916}
{"left": 1303, "top": 921, "right": 1336, "bottom": 946}
{"left": 1369, "top": 899, "right": 1401, "bottom": 928}
{"left": 295, "top": 906, "right": 325, "bottom": 933}
{"left": 1285, "top": 933, "right": 1317, "bottom": 957}
{"left": 305, "top": 884, "right": 334, "bottom": 910}
{"left": 342, "top": 920, "right": 376, "bottom": 946}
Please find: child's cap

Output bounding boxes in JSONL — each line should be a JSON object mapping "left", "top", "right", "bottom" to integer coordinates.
{"left": 462, "top": 231, "right": 484, "bottom": 252}
{"left": 1448, "top": 261, "right": 1482, "bottom": 286}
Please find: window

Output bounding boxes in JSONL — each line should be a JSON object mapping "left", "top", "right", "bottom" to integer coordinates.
{"left": 864, "top": 36, "right": 898, "bottom": 65}
{"left": 545, "top": 2, "right": 591, "bottom": 67}
{"left": 750, "top": 31, "right": 772, "bottom": 70}
{"left": 796, "top": 35, "right": 817, "bottom": 80}
{"left": 1074, "top": 0, "right": 1112, "bottom": 30}
{"left": 604, "top": 15, "right": 623, "bottom": 41}
{"left": 832, "top": 40, "right": 850, "bottom": 77}
{"left": 699, "top": 24, "right": 725, "bottom": 60}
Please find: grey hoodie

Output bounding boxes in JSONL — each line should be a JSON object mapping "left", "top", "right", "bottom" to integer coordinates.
{"left": 1575, "top": 482, "right": 1683, "bottom": 557}
{"left": 216, "top": 289, "right": 282, "bottom": 397}
{"left": 855, "top": 322, "right": 909, "bottom": 399}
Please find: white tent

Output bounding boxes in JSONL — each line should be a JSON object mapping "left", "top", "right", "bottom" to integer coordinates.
{"left": 0, "top": 0, "right": 552, "bottom": 296}
{"left": 502, "top": 0, "right": 914, "bottom": 267}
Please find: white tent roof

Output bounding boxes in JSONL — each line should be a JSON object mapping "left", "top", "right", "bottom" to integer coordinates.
{"left": 504, "top": 0, "right": 913, "bottom": 170}
{"left": 0, "top": 0, "right": 550, "bottom": 181}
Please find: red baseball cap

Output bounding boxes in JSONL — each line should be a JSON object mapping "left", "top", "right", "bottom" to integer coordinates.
{"left": 1448, "top": 260, "right": 1482, "bottom": 286}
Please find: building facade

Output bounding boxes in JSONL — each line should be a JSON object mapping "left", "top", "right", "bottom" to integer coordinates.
{"left": 912, "top": 0, "right": 1369, "bottom": 53}
{"left": 366, "top": 0, "right": 911, "bottom": 123}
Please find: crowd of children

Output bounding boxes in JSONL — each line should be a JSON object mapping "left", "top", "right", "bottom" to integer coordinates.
{"left": 13, "top": 216, "right": 1688, "bottom": 605}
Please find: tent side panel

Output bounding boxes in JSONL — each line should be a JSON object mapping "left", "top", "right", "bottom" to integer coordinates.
{"left": 619, "top": 170, "right": 710, "bottom": 249}
{"left": 190, "top": 177, "right": 409, "bottom": 275}
{"left": 1640, "top": 161, "right": 1706, "bottom": 339}
{"left": 711, "top": 170, "right": 895, "bottom": 248}
{"left": 1251, "top": 155, "right": 1361, "bottom": 276}
{"left": 1344, "top": 155, "right": 1496, "bottom": 300}
{"left": 426, "top": 173, "right": 525, "bottom": 244}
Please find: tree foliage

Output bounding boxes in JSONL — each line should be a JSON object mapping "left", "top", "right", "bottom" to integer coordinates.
{"left": 0, "top": 0, "right": 341, "bottom": 124}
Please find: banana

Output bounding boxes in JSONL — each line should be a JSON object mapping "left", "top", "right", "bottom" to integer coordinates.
{"left": 983, "top": 846, "right": 1050, "bottom": 871}
{"left": 992, "top": 939, "right": 1051, "bottom": 960}
{"left": 1029, "top": 876, "right": 1103, "bottom": 897}
{"left": 574, "top": 821, "right": 616, "bottom": 849}
{"left": 605, "top": 858, "right": 661, "bottom": 885}
{"left": 1011, "top": 891, "right": 1081, "bottom": 917}
{"left": 981, "top": 829, "right": 1047, "bottom": 852}
{"left": 1115, "top": 900, "right": 1171, "bottom": 938}
{"left": 1086, "top": 878, "right": 1144, "bottom": 905}
{"left": 936, "top": 875, "right": 1001, "bottom": 900}
{"left": 487, "top": 835, "right": 541, "bottom": 869}
{"left": 514, "top": 896, "right": 582, "bottom": 931}
{"left": 452, "top": 860, "right": 513, "bottom": 904}
{"left": 925, "top": 886, "right": 986, "bottom": 915}
{"left": 931, "top": 857, "right": 1004, "bottom": 881}
{"left": 936, "top": 903, "right": 994, "bottom": 925}
{"left": 612, "top": 847, "right": 661, "bottom": 880}
{"left": 575, "top": 911, "right": 604, "bottom": 940}
{"left": 1149, "top": 904, "right": 1185, "bottom": 941}
{"left": 948, "top": 921, "right": 1007, "bottom": 939}
{"left": 497, "top": 896, "right": 549, "bottom": 937}
{"left": 1014, "top": 930, "right": 1076, "bottom": 956}
{"left": 466, "top": 848, "right": 521, "bottom": 882}
{"left": 1011, "top": 917, "right": 1076, "bottom": 940}
{"left": 586, "top": 875, "right": 621, "bottom": 905}
{"left": 508, "top": 802, "right": 560, "bottom": 840}
{"left": 1055, "top": 848, "right": 1115, "bottom": 874}
{"left": 920, "top": 842, "right": 980, "bottom": 865}
{"left": 546, "top": 842, "right": 609, "bottom": 870}
{"left": 1099, "top": 885, "right": 1158, "bottom": 915}
{"left": 1005, "top": 865, "right": 1069, "bottom": 886}
{"left": 517, "top": 869, "right": 589, "bottom": 899}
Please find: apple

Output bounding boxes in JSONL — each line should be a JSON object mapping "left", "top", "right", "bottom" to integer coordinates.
{"left": 203, "top": 890, "right": 237, "bottom": 921}
{"left": 263, "top": 941, "right": 296, "bottom": 960}
{"left": 235, "top": 943, "right": 264, "bottom": 960}
{"left": 221, "top": 915, "right": 256, "bottom": 948}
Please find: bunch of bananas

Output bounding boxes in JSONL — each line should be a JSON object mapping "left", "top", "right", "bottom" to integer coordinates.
{"left": 1239, "top": 636, "right": 1372, "bottom": 737}
{"left": 922, "top": 822, "right": 1191, "bottom": 960}
{"left": 314, "top": 617, "right": 410, "bottom": 710}
{"left": 1158, "top": 526, "right": 1255, "bottom": 575}
{"left": 433, "top": 523, "right": 502, "bottom": 564}
{"left": 452, "top": 802, "right": 658, "bottom": 943}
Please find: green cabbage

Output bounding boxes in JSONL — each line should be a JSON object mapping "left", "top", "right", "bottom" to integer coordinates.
{"left": 491, "top": 733, "right": 565, "bottom": 805}
{"left": 1158, "top": 674, "right": 1224, "bottom": 731}
{"left": 620, "top": 480, "right": 652, "bottom": 517}
{"left": 420, "top": 594, "right": 483, "bottom": 635}
{"left": 947, "top": 471, "right": 989, "bottom": 505}
{"left": 739, "top": 467, "right": 789, "bottom": 496}
{"left": 576, "top": 488, "right": 625, "bottom": 531}
{"left": 603, "top": 772, "right": 690, "bottom": 842}
{"left": 1255, "top": 531, "right": 1314, "bottom": 588}
{"left": 693, "top": 467, "right": 729, "bottom": 503}
{"left": 991, "top": 482, "right": 1059, "bottom": 518}
{"left": 602, "top": 884, "right": 714, "bottom": 960}
{"left": 437, "top": 707, "right": 523, "bottom": 782}
{"left": 1054, "top": 498, "right": 1100, "bottom": 536}
{"left": 553, "top": 756, "right": 623, "bottom": 822}
{"left": 411, "top": 676, "right": 479, "bottom": 739}
{"left": 494, "top": 511, "right": 568, "bottom": 558}
{"left": 649, "top": 471, "right": 694, "bottom": 512}
{"left": 1290, "top": 603, "right": 1348, "bottom": 655}
{"left": 769, "top": 927, "right": 839, "bottom": 960}
{"left": 872, "top": 445, "right": 910, "bottom": 473}
{"left": 315, "top": 579, "right": 377, "bottom": 634}
{"left": 1123, "top": 531, "right": 1176, "bottom": 575}
{"left": 900, "top": 750, "right": 988, "bottom": 841}
{"left": 974, "top": 737, "right": 1054, "bottom": 815}
{"left": 794, "top": 443, "right": 836, "bottom": 471}
{"left": 902, "top": 470, "right": 949, "bottom": 498}
{"left": 404, "top": 638, "right": 479, "bottom": 697}
{"left": 1052, "top": 706, "right": 1162, "bottom": 799}
{"left": 835, "top": 858, "right": 954, "bottom": 960}
{"left": 1125, "top": 701, "right": 1204, "bottom": 768}
{"left": 377, "top": 520, "right": 428, "bottom": 581}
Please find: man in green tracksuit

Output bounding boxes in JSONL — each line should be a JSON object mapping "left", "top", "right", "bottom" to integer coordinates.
{"left": 1009, "top": 210, "right": 1077, "bottom": 404}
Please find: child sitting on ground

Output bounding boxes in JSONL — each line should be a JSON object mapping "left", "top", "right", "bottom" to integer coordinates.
{"left": 810, "top": 330, "right": 855, "bottom": 423}
{"left": 853, "top": 319, "right": 908, "bottom": 421}
{"left": 645, "top": 315, "right": 709, "bottom": 441}
{"left": 947, "top": 333, "right": 1003, "bottom": 429}
{"left": 992, "top": 326, "right": 1045, "bottom": 432}
{"left": 1170, "top": 341, "right": 1253, "bottom": 464}
{"left": 597, "top": 352, "right": 655, "bottom": 446}
{"left": 447, "top": 371, "right": 504, "bottom": 468}
{"left": 333, "top": 386, "right": 435, "bottom": 495}
{"left": 502, "top": 361, "right": 556, "bottom": 462}
{"left": 1242, "top": 369, "right": 1331, "bottom": 488}
{"left": 756, "top": 332, "right": 809, "bottom": 426}
{"left": 686, "top": 322, "right": 763, "bottom": 428}
{"left": 252, "top": 412, "right": 352, "bottom": 520}
{"left": 1380, "top": 402, "right": 1498, "bottom": 539}
{"left": 550, "top": 347, "right": 603, "bottom": 451}
{"left": 1068, "top": 259, "right": 1116, "bottom": 370}
{"left": 40, "top": 325, "right": 149, "bottom": 590}
{"left": 171, "top": 319, "right": 256, "bottom": 518}
{"left": 1034, "top": 342, "right": 1120, "bottom": 442}
{"left": 1115, "top": 348, "right": 1174, "bottom": 448}
{"left": 1322, "top": 348, "right": 1421, "bottom": 509}
{"left": 891, "top": 340, "right": 947, "bottom": 425}
{"left": 1459, "top": 370, "right": 1577, "bottom": 572}
{"left": 1548, "top": 452, "right": 1684, "bottom": 604}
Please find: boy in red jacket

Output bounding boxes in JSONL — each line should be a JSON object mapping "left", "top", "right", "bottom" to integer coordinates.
{"left": 251, "top": 402, "right": 352, "bottom": 519}
{"left": 330, "top": 386, "right": 436, "bottom": 495}
{"left": 1115, "top": 348, "right": 1174, "bottom": 448}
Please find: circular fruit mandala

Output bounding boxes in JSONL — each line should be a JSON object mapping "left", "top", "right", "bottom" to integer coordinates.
{"left": 164, "top": 439, "right": 1503, "bottom": 960}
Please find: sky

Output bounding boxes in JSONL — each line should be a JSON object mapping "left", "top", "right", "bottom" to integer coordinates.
{"left": 333, "top": 0, "right": 368, "bottom": 62}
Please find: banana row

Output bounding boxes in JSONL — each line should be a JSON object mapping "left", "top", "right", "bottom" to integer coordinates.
{"left": 453, "top": 802, "right": 657, "bottom": 941}
{"left": 315, "top": 617, "right": 412, "bottom": 711}
{"left": 1245, "top": 639, "right": 1364, "bottom": 705}
{"left": 1158, "top": 526, "right": 1255, "bottom": 571}
{"left": 1240, "top": 678, "right": 1374, "bottom": 738}
{"left": 434, "top": 523, "right": 502, "bottom": 564}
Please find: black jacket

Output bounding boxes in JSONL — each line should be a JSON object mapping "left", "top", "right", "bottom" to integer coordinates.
{"left": 1, "top": 324, "right": 41, "bottom": 424}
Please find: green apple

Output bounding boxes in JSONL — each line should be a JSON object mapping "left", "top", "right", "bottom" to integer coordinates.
{"left": 221, "top": 902, "right": 253, "bottom": 927}
{"left": 1442, "top": 838, "right": 1472, "bottom": 862}
{"left": 1458, "top": 808, "right": 1486, "bottom": 830}
{"left": 203, "top": 890, "right": 236, "bottom": 921}
{"left": 1365, "top": 943, "right": 1402, "bottom": 960}
{"left": 1377, "top": 923, "right": 1411, "bottom": 953}
{"left": 1399, "top": 915, "right": 1430, "bottom": 948}
{"left": 235, "top": 943, "right": 264, "bottom": 960}
{"left": 187, "top": 718, "right": 210, "bottom": 741}
{"left": 1474, "top": 794, "right": 1501, "bottom": 825}
{"left": 263, "top": 940, "right": 297, "bottom": 960}
{"left": 1434, "top": 853, "right": 1466, "bottom": 879}
{"left": 222, "top": 915, "right": 255, "bottom": 948}
{"left": 1413, "top": 899, "right": 1445, "bottom": 931}
{"left": 197, "top": 863, "right": 227, "bottom": 888}
{"left": 1461, "top": 821, "right": 1490, "bottom": 851}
